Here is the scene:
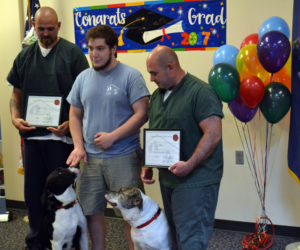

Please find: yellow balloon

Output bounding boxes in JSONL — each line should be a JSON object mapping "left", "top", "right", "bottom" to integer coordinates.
{"left": 236, "top": 44, "right": 269, "bottom": 82}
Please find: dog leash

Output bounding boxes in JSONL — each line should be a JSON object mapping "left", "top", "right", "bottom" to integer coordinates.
{"left": 136, "top": 207, "right": 161, "bottom": 229}
{"left": 56, "top": 200, "right": 76, "bottom": 210}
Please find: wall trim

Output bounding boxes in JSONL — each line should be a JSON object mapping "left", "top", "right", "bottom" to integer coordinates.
{"left": 7, "top": 200, "right": 300, "bottom": 238}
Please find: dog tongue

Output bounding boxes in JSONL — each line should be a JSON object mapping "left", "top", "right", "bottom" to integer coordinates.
{"left": 107, "top": 201, "right": 117, "bottom": 207}
{"left": 104, "top": 194, "right": 117, "bottom": 207}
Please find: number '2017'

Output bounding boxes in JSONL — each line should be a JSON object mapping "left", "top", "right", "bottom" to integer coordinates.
{"left": 181, "top": 31, "right": 211, "bottom": 46}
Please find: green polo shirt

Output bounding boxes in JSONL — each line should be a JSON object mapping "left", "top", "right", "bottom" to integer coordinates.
{"left": 148, "top": 73, "right": 224, "bottom": 188}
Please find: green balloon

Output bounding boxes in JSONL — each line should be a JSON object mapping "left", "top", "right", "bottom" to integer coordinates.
{"left": 259, "top": 82, "right": 291, "bottom": 124}
{"left": 208, "top": 63, "right": 240, "bottom": 103}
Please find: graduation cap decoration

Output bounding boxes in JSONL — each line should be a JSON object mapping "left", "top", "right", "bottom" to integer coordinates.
{"left": 118, "top": 8, "right": 183, "bottom": 46}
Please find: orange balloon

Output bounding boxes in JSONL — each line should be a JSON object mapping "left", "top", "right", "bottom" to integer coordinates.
{"left": 264, "top": 68, "right": 291, "bottom": 92}
{"left": 236, "top": 44, "right": 269, "bottom": 82}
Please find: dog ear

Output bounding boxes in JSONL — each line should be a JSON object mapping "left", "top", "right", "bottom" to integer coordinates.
{"left": 133, "top": 196, "right": 143, "bottom": 210}
{"left": 41, "top": 189, "right": 49, "bottom": 206}
{"left": 40, "top": 188, "right": 54, "bottom": 206}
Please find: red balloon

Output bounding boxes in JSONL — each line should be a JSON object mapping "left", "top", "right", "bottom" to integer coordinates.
{"left": 240, "top": 76, "right": 265, "bottom": 108}
{"left": 240, "top": 33, "right": 259, "bottom": 49}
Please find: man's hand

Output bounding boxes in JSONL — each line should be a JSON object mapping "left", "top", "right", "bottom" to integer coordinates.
{"left": 168, "top": 161, "right": 193, "bottom": 177}
{"left": 141, "top": 167, "right": 155, "bottom": 184}
{"left": 66, "top": 146, "right": 87, "bottom": 167}
{"left": 94, "top": 132, "right": 116, "bottom": 150}
{"left": 12, "top": 117, "right": 36, "bottom": 133}
{"left": 47, "top": 121, "right": 69, "bottom": 137}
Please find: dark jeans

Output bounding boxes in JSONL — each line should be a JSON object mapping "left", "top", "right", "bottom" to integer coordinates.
{"left": 23, "top": 139, "right": 73, "bottom": 248}
{"left": 160, "top": 183, "right": 220, "bottom": 250}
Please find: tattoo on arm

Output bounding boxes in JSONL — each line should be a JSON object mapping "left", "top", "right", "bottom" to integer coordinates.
{"left": 10, "top": 97, "right": 21, "bottom": 114}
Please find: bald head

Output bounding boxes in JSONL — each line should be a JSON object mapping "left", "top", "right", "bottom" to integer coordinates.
{"left": 33, "top": 7, "right": 61, "bottom": 48}
{"left": 147, "top": 46, "right": 180, "bottom": 68}
{"left": 146, "top": 46, "right": 185, "bottom": 90}
{"left": 35, "top": 7, "right": 58, "bottom": 23}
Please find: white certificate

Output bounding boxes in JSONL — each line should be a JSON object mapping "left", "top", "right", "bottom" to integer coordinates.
{"left": 144, "top": 129, "right": 181, "bottom": 168}
{"left": 25, "top": 95, "right": 62, "bottom": 127}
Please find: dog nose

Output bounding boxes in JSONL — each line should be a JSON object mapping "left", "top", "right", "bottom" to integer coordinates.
{"left": 69, "top": 166, "right": 80, "bottom": 175}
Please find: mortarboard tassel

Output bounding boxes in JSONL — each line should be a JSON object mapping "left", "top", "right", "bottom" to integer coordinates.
{"left": 118, "top": 17, "right": 145, "bottom": 47}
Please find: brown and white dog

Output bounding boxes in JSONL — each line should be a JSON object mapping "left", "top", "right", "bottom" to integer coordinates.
{"left": 40, "top": 167, "right": 88, "bottom": 250}
{"left": 105, "top": 187, "right": 171, "bottom": 250}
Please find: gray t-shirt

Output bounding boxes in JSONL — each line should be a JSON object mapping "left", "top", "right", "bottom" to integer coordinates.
{"left": 67, "top": 62, "right": 150, "bottom": 158}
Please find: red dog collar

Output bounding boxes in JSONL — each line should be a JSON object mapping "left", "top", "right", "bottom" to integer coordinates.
{"left": 56, "top": 200, "right": 76, "bottom": 210}
{"left": 136, "top": 208, "right": 161, "bottom": 229}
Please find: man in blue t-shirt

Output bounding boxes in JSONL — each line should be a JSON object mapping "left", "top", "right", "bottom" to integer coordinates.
{"left": 141, "top": 46, "right": 223, "bottom": 250}
{"left": 67, "top": 25, "right": 150, "bottom": 250}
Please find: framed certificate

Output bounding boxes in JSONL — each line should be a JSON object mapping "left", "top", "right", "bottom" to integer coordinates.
{"left": 144, "top": 129, "right": 181, "bottom": 168}
{"left": 25, "top": 95, "right": 62, "bottom": 127}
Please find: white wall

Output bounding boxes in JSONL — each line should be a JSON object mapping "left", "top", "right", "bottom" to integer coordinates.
{"left": 0, "top": 0, "right": 299, "bottom": 227}
{"left": 0, "top": 0, "right": 26, "bottom": 201}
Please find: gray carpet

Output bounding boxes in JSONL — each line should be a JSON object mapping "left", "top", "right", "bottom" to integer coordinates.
{"left": 0, "top": 208, "right": 299, "bottom": 250}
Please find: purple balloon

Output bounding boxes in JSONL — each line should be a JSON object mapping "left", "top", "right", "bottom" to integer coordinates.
{"left": 229, "top": 94, "right": 258, "bottom": 123}
{"left": 257, "top": 31, "right": 290, "bottom": 73}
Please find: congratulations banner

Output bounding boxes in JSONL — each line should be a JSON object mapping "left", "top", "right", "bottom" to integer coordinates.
{"left": 73, "top": 0, "right": 226, "bottom": 53}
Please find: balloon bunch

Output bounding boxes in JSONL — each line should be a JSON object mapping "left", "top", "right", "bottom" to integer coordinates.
{"left": 209, "top": 17, "right": 291, "bottom": 123}
{"left": 209, "top": 16, "right": 292, "bottom": 250}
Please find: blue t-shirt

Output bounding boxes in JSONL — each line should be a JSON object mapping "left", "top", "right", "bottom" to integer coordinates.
{"left": 67, "top": 62, "right": 150, "bottom": 158}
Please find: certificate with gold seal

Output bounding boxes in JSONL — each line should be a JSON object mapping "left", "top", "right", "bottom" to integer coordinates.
{"left": 25, "top": 95, "right": 62, "bottom": 127}
{"left": 144, "top": 129, "right": 181, "bottom": 168}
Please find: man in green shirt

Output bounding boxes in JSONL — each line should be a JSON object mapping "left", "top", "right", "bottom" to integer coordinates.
{"left": 141, "top": 46, "right": 223, "bottom": 250}
{"left": 7, "top": 7, "right": 89, "bottom": 250}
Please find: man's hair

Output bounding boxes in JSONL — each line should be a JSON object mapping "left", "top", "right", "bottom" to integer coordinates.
{"left": 86, "top": 25, "right": 118, "bottom": 49}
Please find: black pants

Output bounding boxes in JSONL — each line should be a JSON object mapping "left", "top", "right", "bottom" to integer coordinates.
{"left": 23, "top": 139, "right": 73, "bottom": 248}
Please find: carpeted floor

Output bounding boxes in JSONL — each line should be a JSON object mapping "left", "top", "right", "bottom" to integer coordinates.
{"left": 0, "top": 208, "right": 299, "bottom": 250}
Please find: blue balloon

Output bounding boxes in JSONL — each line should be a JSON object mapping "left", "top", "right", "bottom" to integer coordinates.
{"left": 257, "top": 31, "right": 291, "bottom": 73}
{"left": 259, "top": 16, "right": 290, "bottom": 39}
{"left": 213, "top": 44, "right": 239, "bottom": 68}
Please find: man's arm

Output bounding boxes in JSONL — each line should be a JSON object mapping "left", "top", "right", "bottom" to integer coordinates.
{"left": 10, "top": 87, "right": 36, "bottom": 133}
{"left": 66, "top": 105, "right": 87, "bottom": 166}
{"left": 168, "top": 115, "right": 222, "bottom": 177}
{"left": 94, "top": 96, "right": 149, "bottom": 149}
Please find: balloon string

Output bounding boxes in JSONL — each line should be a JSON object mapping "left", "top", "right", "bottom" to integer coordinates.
{"left": 244, "top": 124, "right": 260, "bottom": 189}
{"left": 270, "top": 73, "right": 273, "bottom": 83}
{"left": 251, "top": 120, "right": 263, "bottom": 193}
{"left": 247, "top": 123, "right": 263, "bottom": 197}
{"left": 233, "top": 118, "right": 252, "bottom": 171}
{"left": 233, "top": 118, "right": 261, "bottom": 200}
{"left": 234, "top": 118, "right": 263, "bottom": 207}
{"left": 251, "top": 114, "right": 264, "bottom": 193}
{"left": 267, "top": 124, "right": 277, "bottom": 187}
{"left": 258, "top": 110, "right": 265, "bottom": 194}
{"left": 244, "top": 123, "right": 264, "bottom": 207}
{"left": 263, "top": 122, "right": 271, "bottom": 211}
{"left": 223, "top": 105, "right": 229, "bottom": 118}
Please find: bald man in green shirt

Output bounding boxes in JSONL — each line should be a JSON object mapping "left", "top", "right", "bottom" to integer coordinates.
{"left": 141, "top": 46, "right": 223, "bottom": 250}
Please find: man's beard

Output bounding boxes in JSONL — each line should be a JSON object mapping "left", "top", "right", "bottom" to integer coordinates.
{"left": 93, "top": 53, "right": 112, "bottom": 71}
{"left": 40, "top": 36, "right": 57, "bottom": 48}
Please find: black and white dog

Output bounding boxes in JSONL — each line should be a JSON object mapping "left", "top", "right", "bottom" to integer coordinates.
{"left": 39, "top": 167, "right": 88, "bottom": 250}
{"left": 105, "top": 187, "right": 171, "bottom": 250}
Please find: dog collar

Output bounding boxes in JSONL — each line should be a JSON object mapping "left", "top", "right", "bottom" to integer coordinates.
{"left": 56, "top": 200, "right": 76, "bottom": 210}
{"left": 136, "top": 207, "right": 161, "bottom": 229}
